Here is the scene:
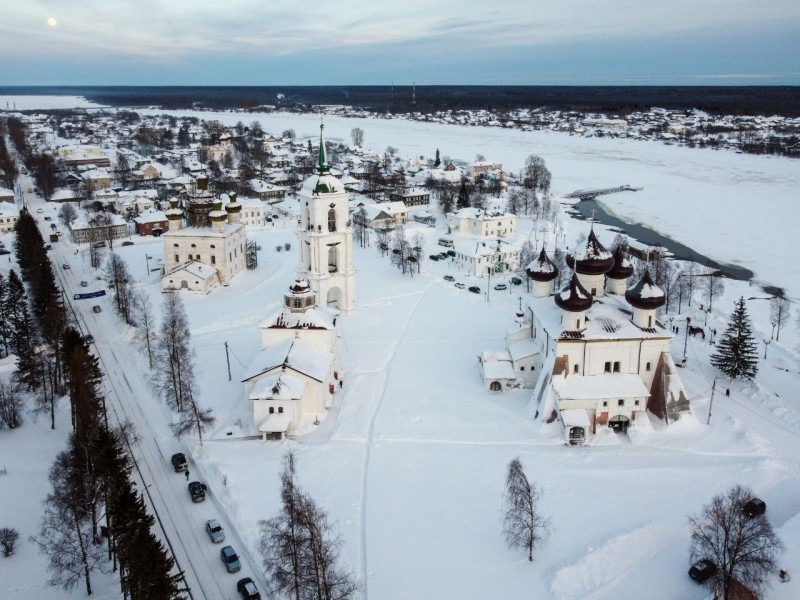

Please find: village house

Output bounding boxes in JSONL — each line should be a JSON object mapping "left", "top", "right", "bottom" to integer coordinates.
{"left": 389, "top": 187, "right": 430, "bottom": 207}
{"left": 69, "top": 213, "right": 128, "bottom": 244}
{"left": 134, "top": 208, "right": 169, "bottom": 236}
{"left": 453, "top": 238, "right": 521, "bottom": 278}
{"left": 0, "top": 201, "right": 20, "bottom": 233}
{"left": 447, "top": 207, "right": 517, "bottom": 238}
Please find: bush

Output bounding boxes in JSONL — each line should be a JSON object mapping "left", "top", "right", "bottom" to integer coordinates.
{"left": 0, "top": 527, "right": 19, "bottom": 556}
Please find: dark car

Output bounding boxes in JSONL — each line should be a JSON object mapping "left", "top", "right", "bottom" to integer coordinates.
{"left": 237, "top": 577, "right": 261, "bottom": 599}
{"left": 688, "top": 559, "right": 717, "bottom": 583}
{"left": 468, "top": 286, "right": 480, "bottom": 294}
{"left": 429, "top": 254, "right": 440, "bottom": 261}
{"left": 188, "top": 481, "right": 206, "bottom": 502}
{"left": 171, "top": 452, "right": 187, "bottom": 472}
{"left": 83, "top": 334, "right": 95, "bottom": 344}
{"left": 446, "top": 249, "right": 456, "bottom": 257}
{"left": 742, "top": 497, "right": 766, "bottom": 518}
{"left": 92, "top": 305, "right": 102, "bottom": 313}
{"left": 220, "top": 545, "right": 241, "bottom": 573}
{"left": 511, "top": 276, "right": 523, "bottom": 285}
{"left": 0, "top": 249, "right": 9, "bottom": 255}
{"left": 444, "top": 275, "right": 455, "bottom": 282}
{"left": 121, "top": 241, "right": 134, "bottom": 246}
{"left": 437, "top": 252, "right": 448, "bottom": 259}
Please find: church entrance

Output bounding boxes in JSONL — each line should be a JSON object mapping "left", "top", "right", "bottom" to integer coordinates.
{"left": 489, "top": 381, "right": 502, "bottom": 391}
{"left": 327, "top": 287, "right": 341, "bottom": 309}
{"left": 568, "top": 426, "right": 585, "bottom": 445}
{"left": 608, "top": 415, "right": 631, "bottom": 433}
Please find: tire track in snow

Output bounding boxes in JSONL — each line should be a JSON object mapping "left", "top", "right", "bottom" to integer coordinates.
{"left": 356, "top": 281, "right": 435, "bottom": 597}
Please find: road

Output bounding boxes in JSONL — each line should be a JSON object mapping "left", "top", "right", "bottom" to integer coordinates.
{"left": 22, "top": 181, "right": 270, "bottom": 600}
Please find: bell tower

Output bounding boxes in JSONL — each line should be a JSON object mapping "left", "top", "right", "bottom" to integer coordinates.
{"left": 297, "top": 124, "right": 355, "bottom": 311}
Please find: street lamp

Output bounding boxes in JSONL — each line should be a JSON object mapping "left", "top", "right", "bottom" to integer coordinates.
{"left": 145, "top": 254, "right": 152, "bottom": 276}
{"left": 762, "top": 339, "right": 770, "bottom": 359}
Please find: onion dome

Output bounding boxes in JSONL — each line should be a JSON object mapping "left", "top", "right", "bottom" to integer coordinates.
{"left": 555, "top": 273, "right": 593, "bottom": 312}
{"left": 607, "top": 246, "right": 634, "bottom": 280}
{"left": 625, "top": 269, "right": 666, "bottom": 310}
{"left": 566, "top": 229, "right": 614, "bottom": 275}
{"left": 526, "top": 247, "right": 558, "bottom": 282}
{"left": 225, "top": 191, "right": 242, "bottom": 214}
{"left": 284, "top": 277, "right": 317, "bottom": 312}
{"left": 208, "top": 209, "right": 227, "bottom": 222}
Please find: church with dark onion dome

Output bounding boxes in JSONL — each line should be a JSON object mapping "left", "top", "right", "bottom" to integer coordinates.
{"left": 488, "top": 229, "right": 689, "bottom": 445}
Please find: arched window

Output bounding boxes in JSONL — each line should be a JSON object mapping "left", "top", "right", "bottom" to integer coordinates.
{"left": 328, "top": 208, "right": 336, "bottom": 232}
{"left": 328, "top": 246, "right": 338, "bottom": 273}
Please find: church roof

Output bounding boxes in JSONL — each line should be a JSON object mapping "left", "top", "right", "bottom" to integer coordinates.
{"left": 555, "top": 273, "right": 593, "bottom": 313}
{"left": 607, "top": 246, "right": 634, "bottom": 280}
{"left": 249, "top": 372, "right": 306, "bottom": 401}
{"left": 526, "top": 247, "right": 558, "bottom": 282}
{"left": 260, "top": 306, "right": 337, "bottom": 331}
{"left": 567, "top": 229, "right": 614, "bottom": 275}
{"left": 625, "top": 269, "right": 666, "bottom": 310}
{"left": 242, "top": 337, "right": 332, "bottom": 383}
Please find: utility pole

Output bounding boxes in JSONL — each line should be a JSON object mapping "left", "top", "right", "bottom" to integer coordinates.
{"left": 683, "top": 317, "right": 690, "bottom": 359}
{"left": 224, "top": 341, "right": 232, "bottom": 381}
{"left": 707, "top": 378, "right": 716, "bottom": 425}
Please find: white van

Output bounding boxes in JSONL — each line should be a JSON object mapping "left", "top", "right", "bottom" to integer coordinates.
{"left": 438, "top": 238, "right": 454, "bottom": 248}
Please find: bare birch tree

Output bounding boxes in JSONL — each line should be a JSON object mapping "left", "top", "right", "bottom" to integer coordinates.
{"left": 769, "top": 296, "right": 790, "bottom": 341}
{"left": 503, "top": 457, "right": 550, "bottom": 562}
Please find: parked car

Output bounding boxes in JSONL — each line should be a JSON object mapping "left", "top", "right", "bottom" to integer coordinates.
{"left": 44, "top": 216, "right": 51, "bottom": 221}
{"left": 36, "top": 208, "right": 43, "bottom": 213}
{"left": 444, "top": 275, "right": 455, "bottom": 282}
{"left": 437, "top": 252, "right": 448, "bottom": 259}
{"left": 50, "top": 223, "right": 57, "bottom": 230}
{"left": 205, "top": 519, "right": 225, "bottom": 543}
{"left": 455, "top": 282, "right": 465, "bottom": 289}
{"left": 429, "top": 255, "right": 440, "bottom": 261}
{"left": 446, "top": 249, "right": 456, "bottom": 257}
{"left": 468, "top": 286, "right": 480, "bottom": 294}
{"left": 92, "top": 305, "right": 102, "bottom": 313}
{"left": 220, "top": 546, "right": 241, "bottom": 573}
{"left": 121, "top": 241, "right": 134, "bottom": 246}
{"left": 188, "top": 481, "right": 207, "bottom": 502}
{"left": 237, "top": 577, "right": 261, "bottom": 599}
{"left": 688, "top": 559, "right": 717, "bottom": 583}
{"left": 80, "top": 280, "right": 88, "bottom": 287}
{"left": 83, "top": 334, "right": 95, "bottom": 344}
{"left": 494, "top": 283, "right": 508, "bottom": 291}
{"left": 742, "top": 497, "right": 766, "bottom": 518}
{"left": 62, "top": 263, "right": 70, "bottom": 269}
{"left": 93, "top": 241, "right": 106, "bottom": 249}
{"left": 511, "top": 276, "right": 523, "bottom": 285}
{"left": 171, "top": 453, "right": 188, "bottom": 472}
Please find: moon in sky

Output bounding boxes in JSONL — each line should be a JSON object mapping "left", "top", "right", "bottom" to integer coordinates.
{"left": 47, "top": 17, "right": 57, "bottom": 27}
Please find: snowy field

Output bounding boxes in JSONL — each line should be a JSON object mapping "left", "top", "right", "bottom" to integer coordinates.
{"left": 0, "top": 97, "right": 799, "bottom": 599}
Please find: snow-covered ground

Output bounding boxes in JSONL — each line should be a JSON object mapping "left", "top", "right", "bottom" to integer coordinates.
{"left": 1, "top": 99, "right": 799, "bottom": 599}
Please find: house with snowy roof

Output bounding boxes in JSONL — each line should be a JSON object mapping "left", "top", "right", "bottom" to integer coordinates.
{"left": 485, "top": 232, "right": 689, "bottom": 444}
{"left": 0, "top": 201, "right": 20, "bottom": 233}
{"left": 447, "top": 207, "right": 517, "bottom": 238}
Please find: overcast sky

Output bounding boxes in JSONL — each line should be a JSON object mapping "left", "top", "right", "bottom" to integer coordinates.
{"left": 1, "top": 0, "right": 799, "bottom": 86}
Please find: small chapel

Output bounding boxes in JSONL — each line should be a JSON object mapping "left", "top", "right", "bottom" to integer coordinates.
{"left": 483, "top": 228, "right": 689, "bottom": 444}
{"left": 243, "top": 124, "right": 354, "bottom": 438}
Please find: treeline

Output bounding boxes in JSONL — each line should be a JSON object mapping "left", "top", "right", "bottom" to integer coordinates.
{"left": 33, "top": 326, "right": 184, "bottom": 598}
{"left": 9, "top": 211, "right": 184, "bottom": 597}
{"left": 7, "top": 117, "right": 57, "bottom": 199}
{"left": 0, "top": 118, "right": 19, "bottom": 188}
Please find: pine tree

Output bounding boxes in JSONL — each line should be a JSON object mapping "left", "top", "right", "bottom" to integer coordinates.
{"left": 434, "top": 148, "right": 441, "bottom": 167}
{"left": 710, "top": 297, "right": 759, "bottom": 380}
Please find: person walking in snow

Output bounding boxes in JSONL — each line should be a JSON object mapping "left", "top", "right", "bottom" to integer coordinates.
{"left": 185, "top": 469, "right": 190, "bottom": 481}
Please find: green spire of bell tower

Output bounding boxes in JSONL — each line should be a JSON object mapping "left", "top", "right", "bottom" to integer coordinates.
{"left": 317, "top": 123, "right": 330, "bottom": 175}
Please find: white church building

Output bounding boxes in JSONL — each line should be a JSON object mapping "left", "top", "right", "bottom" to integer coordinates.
{"left": 482, "top": 231, "right": 689, "bottom": 445}
{"left": 243, "top": 125, "right": 353, "bottom": 438}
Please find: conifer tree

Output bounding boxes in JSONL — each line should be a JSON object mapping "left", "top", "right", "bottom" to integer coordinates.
{"left": 434, "top": 148, "right": 441, "bottom": 167}
{"left": 711, "top": 297, "right": 759, "bottom": 380}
